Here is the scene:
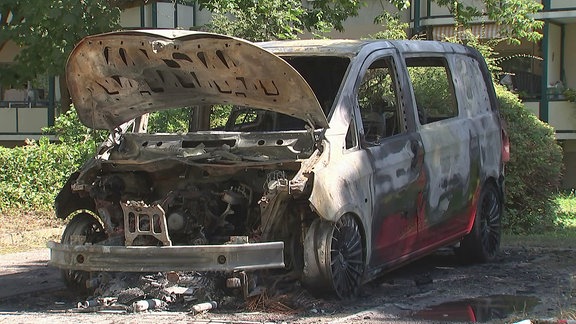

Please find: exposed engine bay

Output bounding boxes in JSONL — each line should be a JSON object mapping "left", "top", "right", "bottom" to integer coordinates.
{"left": 60, "top": 127, "right": 318, "bottom": 249}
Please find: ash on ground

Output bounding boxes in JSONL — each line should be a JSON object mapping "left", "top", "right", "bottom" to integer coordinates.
{"left": 73, "top": 271, "right": 323, "bottom": 316}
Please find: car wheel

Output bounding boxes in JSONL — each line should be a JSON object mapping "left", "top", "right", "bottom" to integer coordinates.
{"left": 60, "top": 212, "right": 107, "bottom": 292}
{"left": 458, "top": 183, "right": 502, "bottom": 263}
{"left": 303, "top": 214, "right": 364, "bottom": 299}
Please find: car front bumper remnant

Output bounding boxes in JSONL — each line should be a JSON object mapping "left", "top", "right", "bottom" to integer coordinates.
{"left": 48, "top": 241, "right": 285, "bottom": 272}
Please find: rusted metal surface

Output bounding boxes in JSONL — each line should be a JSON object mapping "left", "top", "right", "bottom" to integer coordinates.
{"left": 122, "top": 201, "right": 172, "bottom": 246}
{"left": 48, "top": 241, "right": 285, "bottom": 272}
{"left": 66, "top": 30, "right": 327, "bottom": 130}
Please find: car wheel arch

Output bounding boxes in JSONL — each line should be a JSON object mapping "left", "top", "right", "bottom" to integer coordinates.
{"left": 458, "top": 178, "right": 503, "bottom": 263}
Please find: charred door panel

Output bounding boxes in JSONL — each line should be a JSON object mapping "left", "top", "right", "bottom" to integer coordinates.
{"left": 307, "top": 140, "right": 374, "bottom": 223}
{"left": 406, "top": 56, "right": 476, "bottom": 243}
{"left": 353, "top": 54, "right": 425, "bottom": 267}
{"left": 367, "top": 134, "right": 424, "bottom": 266}
{"left": 406, "top": 55, "right": 492, "bottom": 249}
{"left": 417, "top": 120, "right": 476, "bottom": 239}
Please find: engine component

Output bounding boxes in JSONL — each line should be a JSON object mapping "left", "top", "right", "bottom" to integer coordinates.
{"left": 167, "top": 212, "right": 186, "bottom": 232}
{"left": 121, "top": 201, "right": 172, "bottom": 246}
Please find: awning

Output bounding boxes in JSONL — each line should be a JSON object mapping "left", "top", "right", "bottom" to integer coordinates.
{"left": 432, "top": 24, "right": 501, "bottom": 40}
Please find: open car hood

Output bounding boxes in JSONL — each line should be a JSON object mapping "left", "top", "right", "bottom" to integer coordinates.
{"left": 66, "top": 30, "right": 328, "bottom": 130}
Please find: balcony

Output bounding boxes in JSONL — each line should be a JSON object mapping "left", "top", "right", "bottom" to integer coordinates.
{"left": 0, "top": 86, "right": 55, "bottom": 144}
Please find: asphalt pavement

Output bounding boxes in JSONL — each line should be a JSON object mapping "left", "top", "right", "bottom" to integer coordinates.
{"left": 0, "top": 248, "right": 65, "bottom": 300}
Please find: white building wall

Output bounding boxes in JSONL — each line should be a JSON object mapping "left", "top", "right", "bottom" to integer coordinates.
{"left": 565, "top": 24, "right": 576, "bottom": 89}
{"left": 177, "top": 4, "right": 195, "bottom": 29}
{"left": 549, "top": 101, "right": 576, "bottom": 136}
{"left": 120, "top": 7, "right": 141, "bottom": 28}
{"left": 0, "top": 41, "right": 20, "bottom": 63}
{"left": 547, "top": 23, "right": 562, "bottom": 87}
{"left": 194, "top": 8, "right": 213, "bottom": 27}
{"left": 551, "top": 0, "right": 576, "bottom": 10}
{"left": 523, "top": 102, "right": 540, "bottom": 116}
{"left": 121, "top": 4, "right": 197, "bottom": 29}
{"left": 157, "top": 2, "right": 175, "bottom": 28}
{"left": 144, "top": 5, "right": 152, "bottom": 27}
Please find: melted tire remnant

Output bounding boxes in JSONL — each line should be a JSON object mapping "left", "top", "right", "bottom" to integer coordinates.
{"left": 458, "top": 183, "right": 502, "bottom": 263}
{"left": 60, "top": 213, "right": 107, "bottom": 292}
{"left": 302, "top": 214, "right": 364, "bottom": 299}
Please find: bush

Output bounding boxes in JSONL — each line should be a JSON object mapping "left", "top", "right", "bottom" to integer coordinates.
{"left": 43, "top": 107, "right": 105, "bottom": 157}
{"left": 0, "top": 137, "right": 87, "bottom": 211}
{"left": 497, "top": 85, "right": 564, "bottom": 233}
{"left": 0, "top": 108, "right": 102, "bottom": 212}
{"left": 148, "top": 108, "right": 191, "bottom": 133}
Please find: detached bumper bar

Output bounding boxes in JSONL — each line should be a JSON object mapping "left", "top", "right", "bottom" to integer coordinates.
{"left": 48, "top": 241, "right": 285, "bottom": 272}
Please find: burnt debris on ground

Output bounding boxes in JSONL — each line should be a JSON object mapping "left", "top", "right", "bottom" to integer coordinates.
{"left": 71, "top": 270, "right": 321, "bottom": 315}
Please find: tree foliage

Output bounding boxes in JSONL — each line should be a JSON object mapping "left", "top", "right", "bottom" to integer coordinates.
{"left": 0, "top": 0, "right": 121, "bottom": 87}
{"left": 0, "top": 0, "right": 372, "bottom": 88}
{"left": 1, "top": 106, "right": 107, "bottom": 212}
{"left": 433, "top": 0, "right": 543, "bottom": 43}
{"left": 370, "top": 12, "right": 409, "bottom": 40}
{"left": 199, "top": 0, "right": 412, "bottom": 41}
{"left": 0, "top": 0, "right": 544, "bottom": 92}
{"left": 201, "top": 0, "right": 308, "bottom": 41}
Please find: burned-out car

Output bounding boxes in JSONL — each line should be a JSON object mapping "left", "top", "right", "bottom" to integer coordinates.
{"left": 49, "top": 30, "right": 508, "bottom": 298}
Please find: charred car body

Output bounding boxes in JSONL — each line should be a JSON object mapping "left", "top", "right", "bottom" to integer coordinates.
{"left": 49, "top": 30, "right": 508, "bottom": 298}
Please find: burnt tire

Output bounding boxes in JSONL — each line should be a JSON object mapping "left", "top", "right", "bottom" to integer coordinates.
{"left": 60, "top": 212, "right": 106, "bottom": 292}
{"left": 457, "top": 183, "right": 502, "bottom": 263}
{"left": 302, "top": 214, "right": 364, "bottom": 299}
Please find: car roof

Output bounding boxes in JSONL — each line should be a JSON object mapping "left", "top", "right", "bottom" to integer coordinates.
{"left": 258, "top": 38, "right": 478, "bottom": 58}
{"left": 257, "top": 39, "right": 376, "bottom": 56}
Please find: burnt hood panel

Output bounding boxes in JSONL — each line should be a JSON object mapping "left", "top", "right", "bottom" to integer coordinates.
{"left": 66, "top": 30, "right": 328, "bottom": 130}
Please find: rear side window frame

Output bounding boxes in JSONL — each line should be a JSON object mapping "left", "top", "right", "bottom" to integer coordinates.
{"left": 405, "top": 56, "right": 459, "bottom": 125}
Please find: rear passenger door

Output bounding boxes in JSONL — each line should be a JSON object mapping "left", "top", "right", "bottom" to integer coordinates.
{"left": 405, "top": 56, "right": 476, "bottom": 246}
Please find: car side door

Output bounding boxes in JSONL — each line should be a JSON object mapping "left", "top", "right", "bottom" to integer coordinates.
{"left": 353, "top": 51, "right": 426, "bottom": 270}
{"left": 404, "top": 55, "right": 477, "bottom": 248}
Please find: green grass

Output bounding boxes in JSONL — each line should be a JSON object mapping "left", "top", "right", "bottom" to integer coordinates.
{"left": 503, "top": 192, "right": 576, "bottom": 248}
{"left": 555, "top": 191, "right": 576, "bottom": 229}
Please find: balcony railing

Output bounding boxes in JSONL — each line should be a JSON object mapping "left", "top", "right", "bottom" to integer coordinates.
{"left": 0, "top": 101, "right": 52, "bottom": 135}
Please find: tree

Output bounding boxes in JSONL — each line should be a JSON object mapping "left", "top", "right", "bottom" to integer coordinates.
{"left": 200, "top": 0, "right": 542, "bottom": 43}
{"left": 0, "top": 0, "right": 122, "bottom": 110}
{"left": 0, "top": 0, "right": 543, "bottom": 111}
{"left": 433, "top": 0, "right": 543, "bottom": 43}
{"left": 0, "top": 0, "right": 371, "bottom": 109}
{"left": 200, "top": 0, "right": 309, "bottom": 41}
{"left": 199, "top": 0, "right": 410, "bottom": 41}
